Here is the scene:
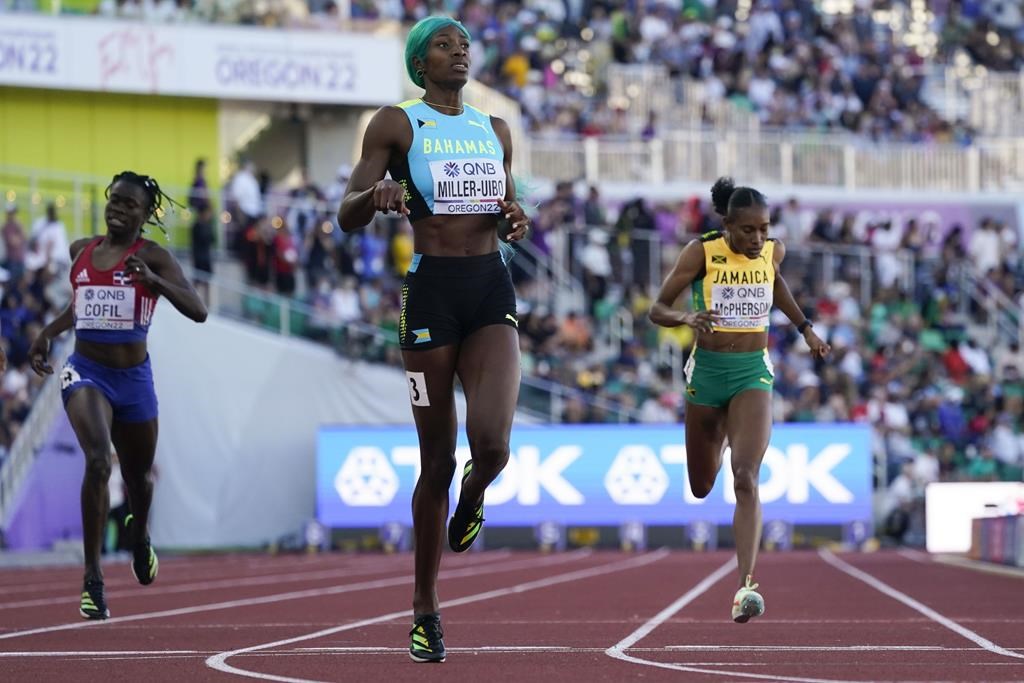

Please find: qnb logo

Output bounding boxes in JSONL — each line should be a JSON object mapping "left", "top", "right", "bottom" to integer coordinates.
{"left": 720, "top": 287, "right": 735, "bottom": 300}
{"left": 604, "top": 446, "right": 669, "bottom": 504}
{"left": 84, "top": 289, "right": 96, "bottom": 301}
{"left": 443, "top": 161, "right": 460, "bottom": 177}
{"left": 333, "top": 447, "right": 400, "bottom": 506}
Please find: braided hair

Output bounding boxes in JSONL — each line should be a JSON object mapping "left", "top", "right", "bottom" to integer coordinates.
{"left": 105, "top": 171, "right": 183, "bottom": 235}
{"left": 710, "top": 177, "right": 767, "bottom": 219}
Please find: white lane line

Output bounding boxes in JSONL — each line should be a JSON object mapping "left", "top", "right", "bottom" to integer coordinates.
{"left": 608, "top": 556, "right": 735, "bottom": 652}
{"left": 819, "top": 549, "right": 1024, "bottom": 661}
{"left": 7, "top": 643, "right": 1016, "bottom": 658}
{"left": 205, "top": 549, "right": 671, "bottom": 683}
{"left": 605, "top": 557, "right": 862, "bottom": 683}
{"left": 0, "top": 550, "right": 511, "bottom": 611}
{"left": 0, "top": 549, "right": 589, "bottom": 642}
{"left": 0, "top": 650, "right": 207, "bottom": 657}
{"left": 1, "top": 551, "right": 512, "bottom": 603}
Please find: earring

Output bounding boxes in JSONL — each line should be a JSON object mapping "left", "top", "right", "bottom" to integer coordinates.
{"left": 416, "top": 69, "right": 424, "bottom": 79}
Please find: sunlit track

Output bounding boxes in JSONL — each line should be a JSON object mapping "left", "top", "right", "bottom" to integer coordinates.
{"left": 1, "top": 550, "right": 1022, "bottom": 683}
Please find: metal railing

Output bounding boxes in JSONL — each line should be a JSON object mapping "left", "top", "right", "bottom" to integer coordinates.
{"left": 524, "top": 131, "right": 1024, "bottom": 191}
{"left": 186, "top": 268, "right": 642, "bottom": 423}
{"left": 0, "top": 342, "right": 71, "bottom": 529}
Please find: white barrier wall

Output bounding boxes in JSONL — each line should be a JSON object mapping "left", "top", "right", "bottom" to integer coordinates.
{"left": 147, "top": 312, "right": 454, "bottom": 548}
{"left": 925, "top": 482, "right": 1024, "bottom": 553}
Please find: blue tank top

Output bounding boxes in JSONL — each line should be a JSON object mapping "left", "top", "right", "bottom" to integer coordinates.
{"left": 389, "top": 99, "right": 507, "bottom": 223}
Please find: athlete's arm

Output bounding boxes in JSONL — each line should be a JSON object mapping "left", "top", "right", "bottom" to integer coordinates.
{"left": 338, "top": 106, "right": 413, "bottom": 231}
{"left": 492, "top": 116, "right": 529, "bottom": 242}
{"left": 649, "top": 239, "right": 719, "bottom": 332}
{"left": 27, "top": 238, "right": 92, "bottom": 375}
{"left": 28, "top": 302, "right": 72, "bottom": 376}
{"left": 129, "top": 244, "right": 208, "bottom": 323}
{"left": 771, "top": 240, "right": 830, "bottom": 358}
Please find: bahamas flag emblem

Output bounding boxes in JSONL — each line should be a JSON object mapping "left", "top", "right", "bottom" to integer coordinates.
{"left": 413, "top": 328, "right": 432, "bottom": 344}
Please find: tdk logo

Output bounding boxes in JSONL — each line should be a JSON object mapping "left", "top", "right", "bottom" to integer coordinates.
{"left": 331, "top": 442, "right": 855, "bottom": 507}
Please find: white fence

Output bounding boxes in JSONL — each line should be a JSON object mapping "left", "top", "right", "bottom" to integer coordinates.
{"left": 524, "top": 131, "right": 1024, "bottom": 192}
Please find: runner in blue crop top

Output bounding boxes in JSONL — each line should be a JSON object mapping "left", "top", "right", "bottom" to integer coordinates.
{"left": 338, "top": 15, "right": 530, "bottom": 664}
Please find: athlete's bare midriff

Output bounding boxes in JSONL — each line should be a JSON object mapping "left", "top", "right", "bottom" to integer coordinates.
{"left": 696, "top": 329, "right": 769, "bottom": 353}
{"left": 412, "top": 213, "right": 502, "bottom": 257}
{"left": 75, "top": 338, "right": 148, "bottom": 369}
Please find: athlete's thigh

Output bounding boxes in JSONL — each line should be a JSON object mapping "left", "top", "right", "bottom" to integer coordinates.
{"left": 65, "top": 386, "right": 114, "bottom": 457}
{"left": 685, "top": 401, "right": 728, "bottom": 485}
{"left": 724, "top": 389, "right": 773, "bottom": 473}
{"left": 111, "top": 419, "right": 159, "bottom": 477}
{"left": 402, "top": 345, "right": 459, "bottom": 448}
{"left": 456, "top": 324, "right": 520, "bottom": 441}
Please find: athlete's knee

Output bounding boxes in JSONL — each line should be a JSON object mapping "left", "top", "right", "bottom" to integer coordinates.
{"left": 732, "top": 464, "right": 759, "bottom": 499}
{"left": 419, "top": 447, "right": 457, "bottom": 488}
{"left": 467, "top": 434, "right": 509, "bottom": 478}
{"left": 84, "top": 456, "right": 112, "bottom": 482}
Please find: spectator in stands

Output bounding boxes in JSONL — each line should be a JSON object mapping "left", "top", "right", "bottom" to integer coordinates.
{"left": 187, "top": 157, "right": 211, "bottom": 215}
{"left": 190, "top": 205, "right": 215, "bottom": 304}
{"left": 30, "top": 202, "right": 70, "bottom": 277}
{"left": 229, "top": 159, "right": 263, "bottom": 232}
{"left": 2, "top": 202, "right": 26, "bottom": 281}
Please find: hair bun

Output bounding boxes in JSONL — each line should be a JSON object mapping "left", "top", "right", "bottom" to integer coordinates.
{"left": 710, "top": 177, "right": 736, "bottom": 217}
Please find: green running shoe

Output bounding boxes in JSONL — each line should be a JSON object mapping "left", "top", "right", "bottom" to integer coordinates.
{"left": 447, "top": 460, "right": 484, "bottom": 553}
{"left": 80, "top": 579, "right": 109, "bottom": 620}
{"left": 409, "top": 613, "right": 446, "bottom": 663}
{"left": 127, "top": 515, "right": 159, "bottom": 586}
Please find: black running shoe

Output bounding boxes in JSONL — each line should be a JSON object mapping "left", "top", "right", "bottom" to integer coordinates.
{"left": 126, "top": 514, "right": 159, "bottom": 586}
{"left": 80, "top": 579, "right": 109, "bottom": 620}
{"left": 409, "top": 613, "right": 446, "bottom": 663}
{"left": 447, "top": 460, "right": 484, "bottom": 553}
{"left": 131, "top": 538, "right": 159, "bottom": 586}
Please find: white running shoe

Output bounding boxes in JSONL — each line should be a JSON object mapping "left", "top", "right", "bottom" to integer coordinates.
{"left": 732, "top": 574, "right": 765, "bottom": 623}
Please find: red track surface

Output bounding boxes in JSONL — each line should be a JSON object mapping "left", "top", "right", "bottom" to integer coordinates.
{"left": 1, "top": 549, "right": 1022, "bottom": 682}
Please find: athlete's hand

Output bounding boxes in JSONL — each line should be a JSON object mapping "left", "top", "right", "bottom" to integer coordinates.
{"left": 28, "top": 334, "right": 53, "bottom": 376}
{"left": 680, "top": 310, "right": 720, "bottom": 333}
{"left": 804, "top": 330, "right": 831, "bottom": 359}
{"left": 373, "top": 180, "right": 410, "bottom": 216}
{"left": 0, "top": 346, "right": 6, "bottom": 374}
{"left": 498, "top": 199, "right": 529, "bottom": 242}
{"left": 125, "top": 255, "right": 158, "bottom": 287}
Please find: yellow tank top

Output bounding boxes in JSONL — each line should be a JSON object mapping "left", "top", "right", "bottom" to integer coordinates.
{"left": 691, "top": 231, "right": 775, "bottom": 333}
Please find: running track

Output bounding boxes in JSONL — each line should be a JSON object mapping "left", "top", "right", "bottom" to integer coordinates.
{"left": 1, "top": 549, "right": 1022, "bottom": 682}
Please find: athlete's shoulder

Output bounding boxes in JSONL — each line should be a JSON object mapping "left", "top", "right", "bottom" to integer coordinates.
{"left": 698, "top": 230, "right": 723, "bottom": 243}
{"left": 70, "top": 237, "right": 96, "bottom": 262}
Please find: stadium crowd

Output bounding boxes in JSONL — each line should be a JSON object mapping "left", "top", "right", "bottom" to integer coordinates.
{"left": 10, "top": 0, "right": 1022, "bottom": 141}
{"left": 0, "top": 201, "right": 71, "bottom": 461}
{"left": 201, "top": 163, "right": 1024, "bottom": 508}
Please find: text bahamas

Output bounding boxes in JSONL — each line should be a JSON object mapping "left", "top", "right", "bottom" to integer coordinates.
{"left": 423, "top": 138, "right": 499, "bottom": 156}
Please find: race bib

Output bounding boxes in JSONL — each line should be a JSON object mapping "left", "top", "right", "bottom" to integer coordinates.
{"left": 429, "top": 158, "right": 506, "bottom": 215}
{"left": 711, "top": 284, "right": 772, "bottom": 329}
{"left": 75, "top": 285, "right": 135, "bottom": 330}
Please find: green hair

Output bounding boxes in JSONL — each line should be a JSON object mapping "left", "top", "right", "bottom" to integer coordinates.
{"left": 405, "top": 16, "right": 471, "bottom": 88}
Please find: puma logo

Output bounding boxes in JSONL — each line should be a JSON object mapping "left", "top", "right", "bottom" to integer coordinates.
{"left": 467, "top": 119, "right": 487, "bottom": 131}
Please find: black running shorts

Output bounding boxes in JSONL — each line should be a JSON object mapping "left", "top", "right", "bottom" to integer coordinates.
{"left": 399, "top": 252, "right": 518, "bottom": 350}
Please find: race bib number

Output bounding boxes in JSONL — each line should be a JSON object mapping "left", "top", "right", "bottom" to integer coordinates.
{"left": 711, "top": 284, "right": 772, "bottom": 329}
{"left": 429, "top": 158, "right": 506, "bottom": 215}
{"left": 75, "top": 285, "right": 135, "bottom": 330}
